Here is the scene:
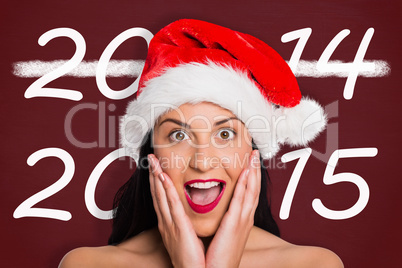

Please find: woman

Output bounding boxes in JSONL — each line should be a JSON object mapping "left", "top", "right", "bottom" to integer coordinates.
{"left": 59, "top": 19, "right": 343, "bottom": 267}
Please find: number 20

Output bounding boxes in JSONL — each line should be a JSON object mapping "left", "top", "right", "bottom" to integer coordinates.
{"left": 13, "top": 148, "right": 131, "bottom": 221}
{"left": 24, "top": 27, "right": 153, "bottom": 101}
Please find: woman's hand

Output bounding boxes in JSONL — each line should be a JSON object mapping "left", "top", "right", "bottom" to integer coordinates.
{"left": 148, "top": 154, "right": 206, "bottom": 268}
{"left": 205, "top": 150, "right": 261, "bottom": 268}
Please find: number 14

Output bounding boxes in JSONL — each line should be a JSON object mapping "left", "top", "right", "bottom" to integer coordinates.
{"left": 282, "top": 28, "right": 375, "bottom": 100}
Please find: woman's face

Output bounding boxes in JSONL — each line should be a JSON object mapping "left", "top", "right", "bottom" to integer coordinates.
{"left": 153, "top": 102, "right": 253, "bottom": 237}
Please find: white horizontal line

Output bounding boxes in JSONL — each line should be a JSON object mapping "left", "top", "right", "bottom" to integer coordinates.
{"left": 293, "top": 60, "right": 390, "bottom": 78}
{"left": 12, "top": 59, "right": 390, "bottom": 78}
{"left": 13, "top": 60, "right": 145, "bottom": 78}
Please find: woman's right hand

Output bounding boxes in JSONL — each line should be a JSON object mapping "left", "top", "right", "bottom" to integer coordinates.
{"left": 148, "top": 154, "right": 206, "bottom": 268}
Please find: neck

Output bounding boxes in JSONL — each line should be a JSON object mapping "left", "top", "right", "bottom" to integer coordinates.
{"left": 199, "top": 236, "right": 213, "bottom": 251}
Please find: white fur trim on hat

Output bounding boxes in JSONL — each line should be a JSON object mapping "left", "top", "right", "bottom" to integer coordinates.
{"left": 121, "top": 62, "right": 326, "bottom": 162}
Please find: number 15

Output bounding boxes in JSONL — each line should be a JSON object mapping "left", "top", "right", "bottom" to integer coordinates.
{"left": 279, "top": 147, "right": 378, "bottom": 220}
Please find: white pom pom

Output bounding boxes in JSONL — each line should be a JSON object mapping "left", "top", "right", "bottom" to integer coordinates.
{"left": 276, "top": 98, "right": 327, "bottom": 146}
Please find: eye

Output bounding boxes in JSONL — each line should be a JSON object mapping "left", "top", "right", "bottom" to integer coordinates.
{"left": 169, "top": 130, "right": 189, "bottom": 141}
{"left": 216, "top": 129, "right": 235, "bottom": 140}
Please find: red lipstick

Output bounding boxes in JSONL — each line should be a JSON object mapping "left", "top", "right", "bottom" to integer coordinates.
{"left": 184, "top": 179, "right": 226, "bottom": 214}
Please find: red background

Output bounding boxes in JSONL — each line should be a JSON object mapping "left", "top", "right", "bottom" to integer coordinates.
{"left": 1, "top": 0, "right": 401, "bottom": 267}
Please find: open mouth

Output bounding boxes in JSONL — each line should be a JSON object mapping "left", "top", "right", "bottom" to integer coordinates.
{"left": 184, "top": 179, "right": 226, "bottom": 214}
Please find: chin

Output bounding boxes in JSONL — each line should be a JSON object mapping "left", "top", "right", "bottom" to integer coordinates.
{"left": 191, "top": 213, "right": 223, "bottom": 237}
{"left": 183, "top": 194, "right": 231, "bottom": 238}
{"left": 195, "top": 227, "right": 217, "bottom": 238}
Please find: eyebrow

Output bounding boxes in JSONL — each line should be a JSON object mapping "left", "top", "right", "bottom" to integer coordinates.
{"left": 214, "top": 117, "right": 240, "bottom": 126}
{"left": 158, "top": 117, "right": 240, "bottom": 128}
{"left": 158, "top": 118, "right": 190, "bottom": 128}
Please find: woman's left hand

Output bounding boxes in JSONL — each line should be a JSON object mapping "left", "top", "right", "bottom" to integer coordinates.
{"left": 205, "top": 150, "right": 261, "bottom": 268}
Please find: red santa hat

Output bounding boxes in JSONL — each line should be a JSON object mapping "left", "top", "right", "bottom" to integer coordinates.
{"left": 121, "top": 19, "right": 326, "bottom": 162}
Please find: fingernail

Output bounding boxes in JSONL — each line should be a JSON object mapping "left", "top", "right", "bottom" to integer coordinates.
{"left": 251, "top": 151, "right": 260, "bottom": 168}
{"left": 252, "top": 151, "right": 258, "bottom": 163}
{"left": 245, "top": 168, "right": 250, "bottom": 177}
{"left": 158, "top": 173, "right": 166, "bottom": 182}
{"left": 148, "top": 155, "right": 154, "bottom": 172}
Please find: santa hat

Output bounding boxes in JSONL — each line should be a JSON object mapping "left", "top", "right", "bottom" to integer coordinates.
{"left": 121, "top": 19, "right": 326, "bottom": 162}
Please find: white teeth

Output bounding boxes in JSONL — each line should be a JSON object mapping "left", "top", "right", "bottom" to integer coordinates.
{"left": 188, "top": 181, "right": 220, "bottom": 189}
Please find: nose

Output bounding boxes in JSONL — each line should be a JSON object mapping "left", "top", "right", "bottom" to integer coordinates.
{"left": 188, "top": 143, "right": 219, "bottom": 172}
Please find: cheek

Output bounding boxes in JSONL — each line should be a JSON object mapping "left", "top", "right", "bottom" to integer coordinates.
{"left": 154, "top": 146, "right": 189, "bottom": 184}
{"left": 219, "top": 147, "right": 251, "bottom": 181}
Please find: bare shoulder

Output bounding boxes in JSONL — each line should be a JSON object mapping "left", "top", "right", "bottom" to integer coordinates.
{"left": 283, "top": 245, "right": 344, "bottom": 268}
{"left": 242, "top": 227, "right": 343, "bottom": 268}
{"left": 58, "top": 246, "right": 124, "bottom": 268}
{"left": 59, "top": 228, "right": 170, "bottom": 268}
